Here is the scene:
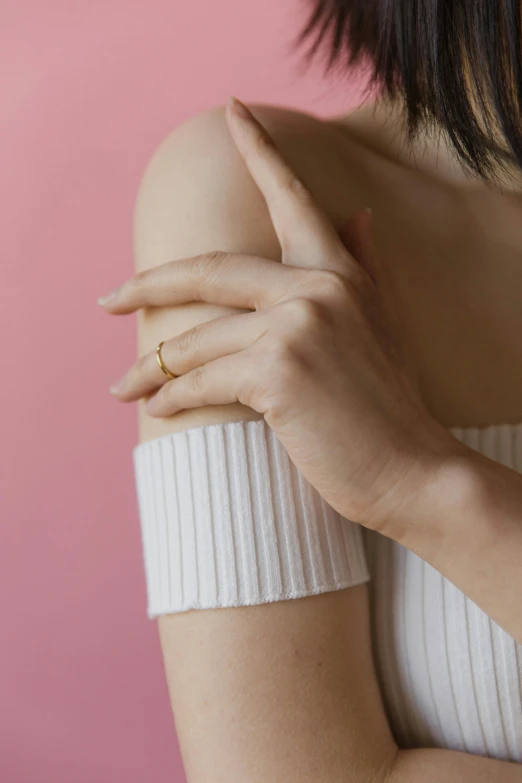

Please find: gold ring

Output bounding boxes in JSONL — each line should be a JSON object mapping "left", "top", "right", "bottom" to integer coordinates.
{"left": 156, "top": 341, "right": 177, "bottom": 379}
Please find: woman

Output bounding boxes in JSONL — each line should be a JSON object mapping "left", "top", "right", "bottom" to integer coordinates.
{"left": 99, "top": 1, "right": 522, "bottom": 780}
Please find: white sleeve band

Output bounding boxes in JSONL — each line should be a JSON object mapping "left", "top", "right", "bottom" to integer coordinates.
{"left": 132, "top": 418, "right": 370, "bottom": 619}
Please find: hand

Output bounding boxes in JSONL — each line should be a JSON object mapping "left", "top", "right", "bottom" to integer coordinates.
{"left": 98, "top": 96, "right": 465, "bottom": 537}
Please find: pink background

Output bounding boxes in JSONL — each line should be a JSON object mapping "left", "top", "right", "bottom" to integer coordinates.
{"left": 1, "top": 2, "right": 364, "bottom": 780}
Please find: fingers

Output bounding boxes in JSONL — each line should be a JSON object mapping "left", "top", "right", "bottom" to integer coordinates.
{"left": 98, "top": 252, "right": 301, "bottom": 314}
{"left": 109, "top": 310, "right": 267, "bottom": 400}
{"left": 145, "top": 352, "right": 259, "bottom": 417}
{"left": 98, "top": 102, "right": 374, "bottom": 315}
{"left": 225, "top": 97, "right": 349, "bottom": 272}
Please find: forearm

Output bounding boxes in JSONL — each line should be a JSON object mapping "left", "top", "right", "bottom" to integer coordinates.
{"left": 395, "top": 443, "right": 522, "bottom": 643}
{"left": 388, "top": 747, "right": 522, "bottom": 783}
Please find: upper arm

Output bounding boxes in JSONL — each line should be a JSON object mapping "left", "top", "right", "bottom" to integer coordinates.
{"left": 133, "top": 103, "right": 283, "bottom": 443}
{"left": 132, "top": 102, "right": 363, "bottom": 443}
{"left": 159, "top": 583, "right": 396, "bottom": 783}
{"left": 132, "top": 104, "right": 396, "bottom": 782}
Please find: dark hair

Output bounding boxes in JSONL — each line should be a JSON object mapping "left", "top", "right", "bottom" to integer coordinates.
{"left": 293, "top": 0, "right": 522, "bottom": 182}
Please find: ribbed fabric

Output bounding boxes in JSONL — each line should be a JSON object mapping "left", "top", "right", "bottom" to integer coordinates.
{"left": 133, "top": 418, "right": 369, "bottom": 618}
{"left": 132, "top": 416, "right": 522, "bottom": 763}
{"left": 363, "top": 421, "right": 522, "bottom": 763}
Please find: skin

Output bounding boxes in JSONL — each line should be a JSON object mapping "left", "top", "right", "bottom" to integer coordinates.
{"left": 105, "top": 98, "right": 463, "bottom": 537}
{"left": 102, "top": 96, "right": 522, "bottom": 781}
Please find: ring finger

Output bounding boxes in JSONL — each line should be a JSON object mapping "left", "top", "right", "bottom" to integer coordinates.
{"left": 110, "top": 309, "right": 268, "bottom": 401}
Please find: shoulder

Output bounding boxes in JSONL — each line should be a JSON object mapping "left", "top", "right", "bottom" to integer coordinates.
{"left": 134, "top": 103, "right": 366, "bottom": 261}
{"left": 138, "top": 102, "right": 344, "bottom": 189}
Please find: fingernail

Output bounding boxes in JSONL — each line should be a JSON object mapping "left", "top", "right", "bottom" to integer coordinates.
{"left": 228, "top": 96, "right": 252, "bottom": 119}
{"left": 109, "top": 384, "right": 120, "bottom": 395}
{"left": 97, "top": 288, "right": 119, "bottom": 306}
{"left": 364, "top": 206, "right": 373, "bottom": 216}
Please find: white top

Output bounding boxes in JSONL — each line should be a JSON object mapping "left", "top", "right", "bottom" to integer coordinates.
{"left": 133, "top": 417, "right": 522, "bottom": 763}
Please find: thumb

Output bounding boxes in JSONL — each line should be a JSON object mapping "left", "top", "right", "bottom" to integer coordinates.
{"left": 338, "top": 207, "right": 398, "bottom": 325}
{"left": 338, "top": 208, "right": 400, "bottom": 342}
{"left": 337, "top": 207, "right": 379, "bottom": 287}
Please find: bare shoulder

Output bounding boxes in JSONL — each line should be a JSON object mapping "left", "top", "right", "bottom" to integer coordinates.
{"left": 132, "top": 102, "right": 366, "bottom": 441}
{"left": 133, "top": 102, "right": 364, "bottom": 269}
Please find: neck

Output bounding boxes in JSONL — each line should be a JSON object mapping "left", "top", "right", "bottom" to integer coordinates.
{"left": 331, "top": 96, "right": 522, "bottom": 196}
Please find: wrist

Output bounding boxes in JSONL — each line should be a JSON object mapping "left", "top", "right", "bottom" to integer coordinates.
{"left": 391, "top": 434, "right": 522, "bottom": 640}
{"left": 383, "top": 433, "right": 486, "bottom": 553}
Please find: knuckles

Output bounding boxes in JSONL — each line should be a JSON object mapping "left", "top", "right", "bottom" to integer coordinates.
{"left": 256, "top": 310, "right": 314, "bottom": 390}
{"left": 278, "top": 296, "right": 331, "bottom": 330}
{"left": 129, "top": 257, "right": 369, "bottom": 415}
{"left": 176, "top": 324, "right": 201, "bottom": 358}
{"left": 131, "top": 268, "right": 151, "bottom": 289}
{"left": 253, "top": 275, "right": 357, "bottom": 406}
{"left": 276, "top": 291, "right": 341, "bottom": 338}
{"left": 187, "top": 364, "right": 206, "bottom": 394}
{"left": 189, "top": 251, "right": 229, "bottom": 288}
{"left": 308, "top": 268, "right": 363, "bottom": 305}
{"left": 251, "top": 345, "right": 308, "bottom": 417}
